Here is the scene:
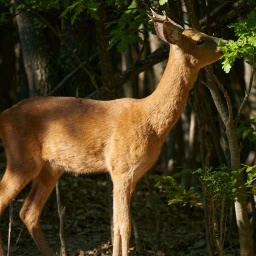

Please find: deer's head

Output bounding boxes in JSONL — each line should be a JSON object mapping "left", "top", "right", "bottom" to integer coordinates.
{"left": 150, "top": 10, "right": 224, "bottom": 69}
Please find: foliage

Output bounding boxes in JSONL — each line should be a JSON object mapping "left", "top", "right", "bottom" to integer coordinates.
{"left": 60, "top": 0, "right": 100, "bottom": 22}
{"left": 59, "top": 0, "right": 151, "bottom": 52}
{"left": 158, "top": 0, "right": 168, "bottom": 5}
{"left": 236, "top": 118, "right": 256, "bottom": 144}
{"left": 155, "top": 165, "right": 256, "bottom": 208}
{"left": 194, "top": 166, "right": 241, "bottom": 203}
{"left": 17, "top": 0, "right": 61, "bottom": 11}
{"left": 154, "top": 174, "right": 200, "bottom": 207}
{"left": 220, "top": 10, "right": 256, "bottom": 73}
{"left": 155, "top": 165, "right": 256, "bottom": 252}
{"left": 14, "top": 0, "right": 99, "bottom": 22}
{"left": 242, "top": 164, "right": 256, "bottom": 193}
{"left": 14, "top": 0, "right": 151, "bottom": 52}
{"left": 107, "top": 1, "right": 149, "bottom": 53}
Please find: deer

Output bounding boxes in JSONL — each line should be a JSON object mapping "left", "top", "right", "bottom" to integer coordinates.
{"left": 0, "top": 10, "right": 224, "bottom": 256}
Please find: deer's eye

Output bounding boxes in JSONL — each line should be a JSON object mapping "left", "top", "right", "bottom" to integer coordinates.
{"left": 196, "top": 39, "right": 205, "bottom": 45}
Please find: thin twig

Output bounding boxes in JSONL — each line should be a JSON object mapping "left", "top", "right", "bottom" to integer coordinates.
{"left": 15, "top": 225, "right": 24, "bottom": 245}
{"left": 56, "top": 181, "right": 67, "bottom": 256}
{"left": 47, "top": 53, "right": 98, "bottom": 96}
{"left": 7, "top": 203, "right": 13, "bottom": 256}
{"left": 219, "top": 195, "right": 226, "bottom": 256}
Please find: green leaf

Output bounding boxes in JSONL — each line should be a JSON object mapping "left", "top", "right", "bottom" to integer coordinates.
{"left": 246, "top": 10, "right": 256, "bottom": 29}
{"left": 125, "top": 0, "right": 136, "bottom": 14}
{"left": 222, "top": 62, "right": 232, "bottom": 73}
{"left": 221, "top": 10, "right": 256, "bottom": 72}
{"left": 168, "top": 198, "right": 183, "bottom": 205}
{"left": 159, "top": 0, "right": 168, "bottom": 5}
{"left": 248, "top": 36, "right": 256, "bottom": 47}
{"left": 107, "top": 7, "right": 147, "bottom": 52}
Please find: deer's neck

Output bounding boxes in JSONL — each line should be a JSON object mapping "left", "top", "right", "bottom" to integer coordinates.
{"left": 145, "top": 47, "right": 198, "bottom": 140}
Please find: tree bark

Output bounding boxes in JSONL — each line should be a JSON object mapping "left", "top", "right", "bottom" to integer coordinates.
{"left": 14, "top": 0, "right": 59, "bottom": 96}
{"left": 206, "top": 69, "right": 254, "bottom": 256}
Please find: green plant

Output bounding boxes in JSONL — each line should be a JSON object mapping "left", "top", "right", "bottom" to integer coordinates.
{"left": 220, "top": 10, "right": 256, "bottom": 73}
{"left": 60, "top": 0, "right": 100, "bottom": 22}
{"left": 155, "top": 164, "right": 256, "bottom": 254}
{"left": 236, "top": 118, "right": 256, "bottom": 144}
{"left": 107, "top": 1, "right": 148, "bottom": 53}
{"left": 154, "top": 173, "right": 200, "bottom": 207}
{"left": 59, "top": 0, "right": 150, "bottom": 52}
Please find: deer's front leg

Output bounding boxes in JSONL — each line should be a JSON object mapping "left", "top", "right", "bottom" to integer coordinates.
{"left": 112, "top": 174, "right": 135, "bottom": 256}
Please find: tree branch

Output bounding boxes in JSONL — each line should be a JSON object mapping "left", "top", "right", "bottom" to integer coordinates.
{"left": 200, "top": 0, "right": 256, "bottom": 32}
{"left": 183, "top": 0, "right": 200, "bottom": 30}
{"left": 47, "top": 53, "right": 98, "bottom": 96}
{"left": 205, "top": 67, "right": 233, "bottom": 125}
{"left": 88, "top": 45, "right": 169, "bottom": 99}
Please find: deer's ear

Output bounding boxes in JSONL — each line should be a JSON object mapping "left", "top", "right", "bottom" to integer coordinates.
{"left": 150, "top": 10, "right": 184, "bottom": 44}
{"left": 162, "top": 21, "right": 182, "bottom": 44}
{"left": 153, "top": 20, "right": 183, "bottom": 44}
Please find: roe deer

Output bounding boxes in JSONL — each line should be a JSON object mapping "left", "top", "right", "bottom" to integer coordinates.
{"left": 0, "top": 10, "right": 224, "bottom": 256}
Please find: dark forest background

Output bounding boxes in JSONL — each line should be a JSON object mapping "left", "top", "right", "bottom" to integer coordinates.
{"left": 0, "top": 0, "right": 255, "bottom": 255}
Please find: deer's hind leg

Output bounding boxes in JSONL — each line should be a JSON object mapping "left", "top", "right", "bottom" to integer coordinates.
{"left": 0, "top": 155, "right": 43, "bottom": 255}
{"left": 0, "top": 169, "right": 34, "bottom": 256}
{"left": 19, "top": 162, "right": 64, "bottom": 256}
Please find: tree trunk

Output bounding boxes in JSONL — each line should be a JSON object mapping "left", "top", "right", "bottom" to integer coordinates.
{"left": 95, "top": 0, "right": 115, "bottom": 99}
{"left": 14, "top": 0, "right": 59, "bottom": 96}
{"left": 207, "top": 70, "right": 254, "bottom": 256}
{"left": 226, "top": 122, "right": 254, "bottom": 256}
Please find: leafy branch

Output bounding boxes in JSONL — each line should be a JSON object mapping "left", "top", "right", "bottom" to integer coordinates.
{"left": 220, "top": 10, "right": 256, "bottom": 73}
{"left": 155, "top": 164, "right": 256, "bottom": 208}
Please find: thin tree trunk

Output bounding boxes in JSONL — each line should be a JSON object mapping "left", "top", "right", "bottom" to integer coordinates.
{"left": 95, "top": 0, "right": 115, "bottom": 98}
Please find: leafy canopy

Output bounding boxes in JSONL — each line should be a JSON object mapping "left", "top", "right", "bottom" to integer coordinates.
{"left": 11, "top": 0, "right": 151, "bottom": 53}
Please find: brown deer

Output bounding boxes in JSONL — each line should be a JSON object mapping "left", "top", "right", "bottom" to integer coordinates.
{"left": 0, "top": 10, "right": 224, "bottom": 256}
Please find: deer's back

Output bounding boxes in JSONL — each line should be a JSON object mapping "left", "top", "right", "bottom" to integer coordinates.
{"left": 0, "top": 97, "right": 161, "bottom": 176}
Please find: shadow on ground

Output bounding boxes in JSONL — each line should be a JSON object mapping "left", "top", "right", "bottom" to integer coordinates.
{"left": 0, "top": 155, "right": 240, "bottom": 256}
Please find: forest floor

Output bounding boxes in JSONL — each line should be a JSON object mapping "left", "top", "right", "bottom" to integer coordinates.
{"left": 0, "top": 159, "right": 241, "bottom": 256}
